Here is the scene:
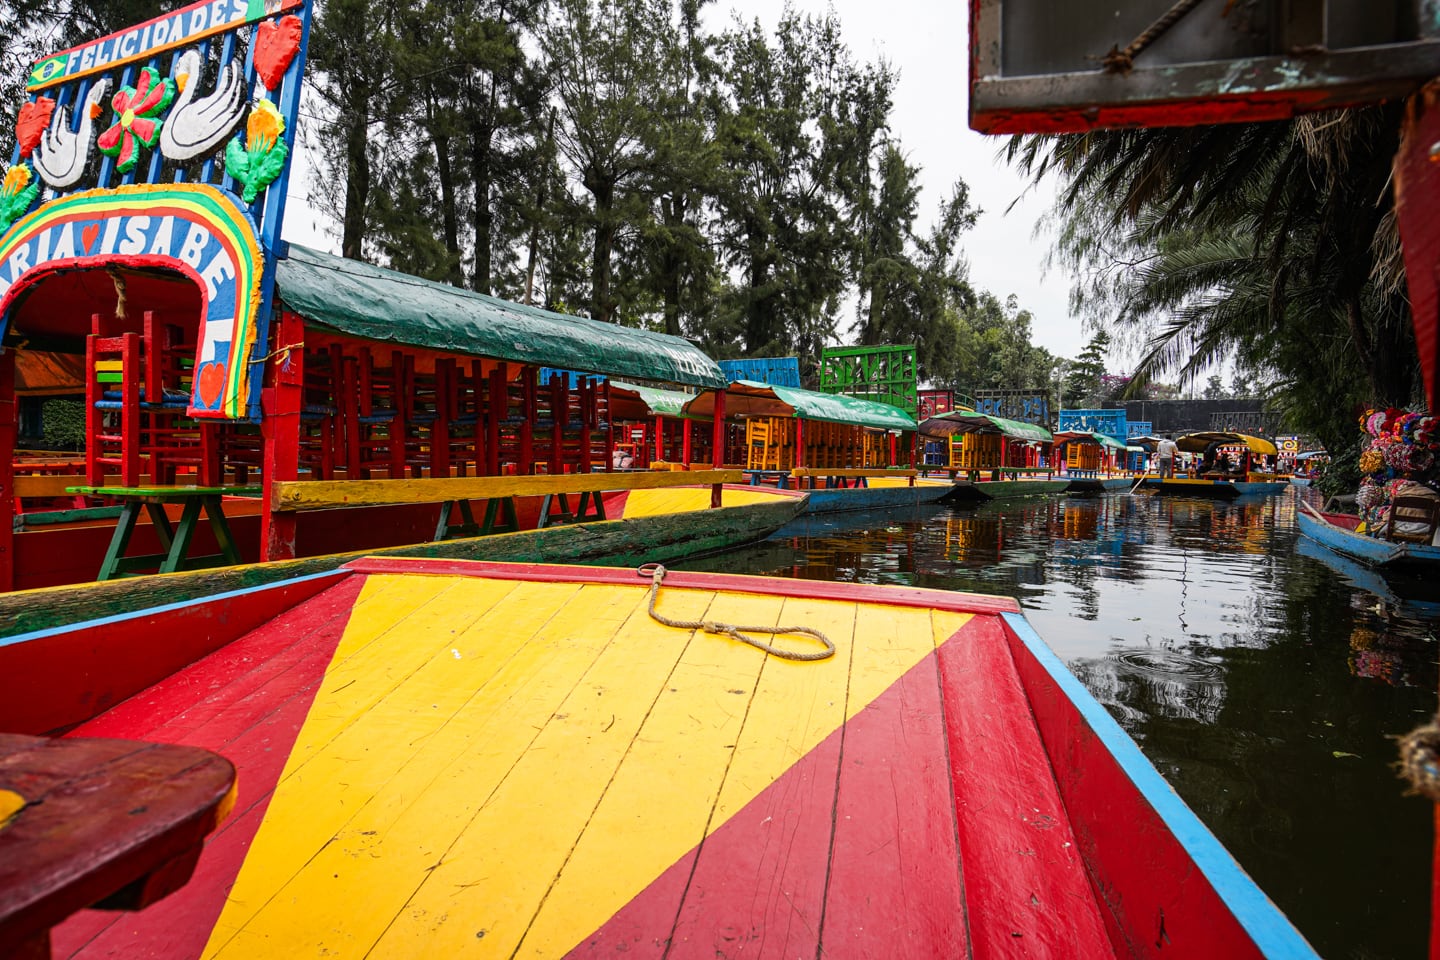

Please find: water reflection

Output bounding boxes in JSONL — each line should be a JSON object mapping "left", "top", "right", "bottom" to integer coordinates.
{"left": 680, "top": 489, "right": 1439, "bottom": 960}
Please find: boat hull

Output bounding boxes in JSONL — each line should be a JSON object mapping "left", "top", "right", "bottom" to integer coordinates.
{"left": 0, "top": 558, "right": 1316, "bottom": 959}
{"left": 0, "top": 497, "right": 806, "bottom": 639}
{"left": 1296, "top": 509, "right": 1440, "bottom": 569}
{"left": 800, "top": 483, "right": 953, "bottom": 514}
{"left": 1064, "top": 477, "right": 1134, "bottom": 492}
{"left": 1142, "top": 478, "right": 1289, "bottom": 498}
{"left": 943, "top": 478, "right": 1070, "bottom": 501}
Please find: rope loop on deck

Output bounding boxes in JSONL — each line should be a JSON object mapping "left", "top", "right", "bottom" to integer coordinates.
{"left": 637, "top": 563, "right": 835, "bottom": 663}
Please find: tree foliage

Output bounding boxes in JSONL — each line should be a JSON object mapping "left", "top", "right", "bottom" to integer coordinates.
{"left": 1008, "top": 105, "right": 1420, "bottom": 451}
{"left": 5, "top": 0, "right": 1065, "bottom": 400}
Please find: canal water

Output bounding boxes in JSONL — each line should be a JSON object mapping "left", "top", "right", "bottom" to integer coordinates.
{"left": 678, "top": 488, "right": 1439, "bottom": 960}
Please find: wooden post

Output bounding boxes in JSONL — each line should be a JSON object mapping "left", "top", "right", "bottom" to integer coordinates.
{"left": 711, "top": 390, "right": 727, "bottom": 469}
{"left": 681, "top": 418, "right": 692, "bottom": 466}
{"left": 603, "top": 380, "right": 614, "bottom": 472}
{"left": 486, "top": 366, "right": 504, "bottom": 475}
{"left": 0, "top": 350, "right": 15, "bottom": 592}
{"left": 654, "top": 416, "right": 665, "bottom": 463}
{"left": 520, "top": 366, "right": 536, "bottom": 474}
{"left": 260, "top": 312, "right": 304, "bottom": 561}
{"left": 795, "top": 418, "right": 806, "bottom": 469}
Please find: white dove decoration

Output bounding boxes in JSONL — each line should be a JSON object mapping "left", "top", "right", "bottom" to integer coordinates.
{"left": 159, "top": 49, "right": 246, "bottom": 162}
{"left": 32, "top": 80, "right": 110, "bottom": 190}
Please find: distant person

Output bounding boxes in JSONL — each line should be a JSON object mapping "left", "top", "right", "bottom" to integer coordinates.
{"left": 1157, "top": 435, "right": 1179, "bottom": 479}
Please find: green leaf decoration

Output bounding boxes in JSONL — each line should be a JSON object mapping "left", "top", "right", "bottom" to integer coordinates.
{"left": 226, "top": 136, "right": 289, "bottom": 204}
{"left": 0, "top": 164, "right": 40, "bottom": 236}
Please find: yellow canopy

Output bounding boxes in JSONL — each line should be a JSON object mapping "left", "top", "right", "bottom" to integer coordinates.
{"left": 1176, "top": 432, "right": 1277, "bottom": 455}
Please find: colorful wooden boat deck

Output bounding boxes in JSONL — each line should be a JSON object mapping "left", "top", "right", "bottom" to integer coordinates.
{"left": 0, "top": 559, "right": 1316, "bottom": 959}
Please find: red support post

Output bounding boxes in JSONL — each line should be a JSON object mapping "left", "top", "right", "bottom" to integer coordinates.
{"left": 0, "top": 350, "right": 15, "bottom": 592}
{"left": 795, "top": 419, "right": 806, "bottom": 469}
{"left": 682, "top": 419, "right": 692, "bottom": 467}
{"left": 260, "top": 312, "right": 304, "bottom": 561}
{"left": 520, "top": 366, "right": 536, "bottom": 474}
{"left": 654, "top": 416, "right": 665, "bottom": 463}
{"left": 711, "top": 390, "right": 727, "bottom": 469}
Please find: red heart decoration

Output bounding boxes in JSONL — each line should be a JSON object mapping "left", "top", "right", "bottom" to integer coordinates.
{"left": 198, "top": 361, "right": 227, "bottom": 409}
{"left": 15, "top": 98, "right": 54, "bottom": 158}
{"left": 253, "top": 16, "right": 302, "bottom": 91}
{"left": 81, "top": 223, "right": 100, "bottom": 254}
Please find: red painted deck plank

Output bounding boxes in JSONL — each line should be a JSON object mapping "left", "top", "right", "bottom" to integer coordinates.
{"left": 73, "top": 580, "right": 362, "bottom": 741}
{"left": 936, "top": 617, "right": 1117, "bottom": 959}
{"left": 821, "top": 653, "right": 968, "bottom": 958}
{"left": 51, "top": 577, "right": 366, "bottom": 960}
{"left": 571, "top": 656, "right": 971, "bottom": 959}
{"left": 0, "top": 573, "right": 341, "bottom": 735}
{"left": 667, "top": 739, "right": 841, "bottom": 958}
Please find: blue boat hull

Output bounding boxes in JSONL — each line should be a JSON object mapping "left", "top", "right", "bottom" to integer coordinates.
{"left": 1296, "top": 510, "right": 1440, "bottom": 569}
{"left": 802, "top": 484, "right": 954, "bottom": 514}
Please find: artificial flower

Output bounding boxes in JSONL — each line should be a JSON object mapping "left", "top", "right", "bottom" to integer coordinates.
{"left": 96, "top": 67, "right": 175, "bottom": 174}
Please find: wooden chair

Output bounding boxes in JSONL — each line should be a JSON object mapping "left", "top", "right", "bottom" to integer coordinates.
{"left": 1385, "top": 495, "right": 1440, "bottom": 544}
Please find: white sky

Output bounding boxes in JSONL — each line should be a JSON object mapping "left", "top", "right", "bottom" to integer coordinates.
{"left": 283, "top": 0, "right": 1087, "bottom": 363}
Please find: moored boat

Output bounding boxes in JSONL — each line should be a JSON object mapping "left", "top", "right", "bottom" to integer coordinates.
{"left": 1296, "top": 506, "right": 1440, "bottom": 570}
{"left": 0, "top": 556, "right": 1317, "bottom": 958}
{"left": 1135, "top": 433, "right": 1290, "bottom": 498}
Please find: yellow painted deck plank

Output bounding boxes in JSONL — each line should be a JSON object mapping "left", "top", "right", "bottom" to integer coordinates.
{"left": 519, "top": 592, "right": 791, "bottom": 957}
{"left": 279, "top": 576, "right": 520, "bottom": 770}
{"left": 705, "top": 596, "right": 859, "bottom": 826}
{"left": 619, "top": 485, "right": 787, "bottom": 518}
{"left": 365, "top": 583, "right": 731, "bottom": 959}
{"left": 204, "top": 577, "right": 594, "bottom": 957}
{"left": 847, "top": 604, "right": 970, "bottom": 706}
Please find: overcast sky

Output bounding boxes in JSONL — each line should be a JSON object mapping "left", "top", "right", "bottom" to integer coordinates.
{"left": 285, "top": 1, "right": 1088, "bottom": 363}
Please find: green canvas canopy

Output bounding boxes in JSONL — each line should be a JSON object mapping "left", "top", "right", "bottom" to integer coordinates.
{"left": 276, "top": 244, "right": 726, "bottom": 388}
{"left": 919, "top": 410, "right": 1053, "bottom": 443}
{"left": 1055, "top": 431, "right": 1127, "bottom": 451}
{"left": 608, "top": 381, "right": 702, "bottom": 420}
{"left": 683, "top": 380, "right": 916, "bottom": 432}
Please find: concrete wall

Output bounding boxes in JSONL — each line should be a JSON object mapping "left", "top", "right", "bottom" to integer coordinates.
{"left": 1102, "top": 399, "right": 1273, "bottom": 435}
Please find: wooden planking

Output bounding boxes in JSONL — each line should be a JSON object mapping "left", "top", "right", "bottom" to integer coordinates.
{"left": 817, "top": 607, "right": 970, "bottom": 958}
{"left": 199, "top": 575, "right": 532, "bottom": 954}
{"left": 522, "top": 591, "right": 787, "bottom": 958}
{"left": 665, "top": 594, "right": 859, "bottom": 957}
{"left": 271, "top": 470, "right": 744, "bottom": 511}
{"left": 346, "top": 558, "right": 1022, "bottom": 616}
{"left": 936, "top": 617, "right": 1117, "bottom": 958}
{"left": 358, "top": 583, "right": 732, "bottom": 959}
{"left": 790, "top": 468, "right": 918, "bottom": 478}
{"left": 0, "top": 571, "right": 344, "bottom": 735}
{"left": 52, "top": 578, "right": 369, "bottom": 960}
{"left": 202, "top": 579, "right": 640, "bottom": 958}
{"left": 619, "top": 485, "right": 792, "bottom": 518}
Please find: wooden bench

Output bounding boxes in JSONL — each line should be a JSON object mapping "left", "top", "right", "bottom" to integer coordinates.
{"left": 271, "top": 470, "right": 745, "bottom": 539}
{"left": 0, "top": 734, "right": 235, "bottom": 959}
{"left": 789, "top": 468, "right": 918, "bottom": 490}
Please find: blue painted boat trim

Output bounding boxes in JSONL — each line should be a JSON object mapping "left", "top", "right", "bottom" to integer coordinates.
{"left": 1295, "top": 510, "right": 1440, "bottom": 567}
{"left": 0, "top": 569, "right": 349, "bottom": 649}
{"left": 1002, "top": 611, "right": 1320, "bottom": 959}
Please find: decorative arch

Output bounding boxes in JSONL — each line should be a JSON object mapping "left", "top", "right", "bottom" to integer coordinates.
{"left": 0, "top": 182, "right": 266, "bottom": 418}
